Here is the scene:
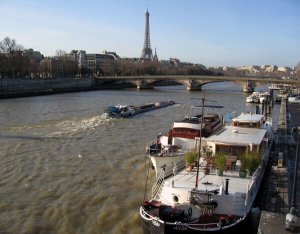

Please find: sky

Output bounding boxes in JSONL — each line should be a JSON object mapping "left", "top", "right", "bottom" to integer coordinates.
{"left": 1, "top": 0, "right": 299, "bottom": 67}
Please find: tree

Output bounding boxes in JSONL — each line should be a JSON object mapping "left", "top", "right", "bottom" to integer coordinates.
{"left": 54, "top": 49, "right": 78, "bottom": 77}
{"left": 0, "top": 37, "right": 25, "bottom": 78}
{"left": 55, "top": 49, "right": 67, "bottom": 57}
{"left": 0, "top": 37, "right": 23, "bottom": 54}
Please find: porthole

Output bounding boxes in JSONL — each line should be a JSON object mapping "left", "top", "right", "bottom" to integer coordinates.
{"left": 173, "top": 195, "right": 179, "bottom": 203}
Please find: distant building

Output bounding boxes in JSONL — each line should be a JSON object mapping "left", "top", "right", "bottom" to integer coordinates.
{"left": 261, "top": 65, "right": 277, "bottom": 72}
{"left": 67, "top": 50, "right": 79, "bottom": 61}
{"left": 236, "top": 65, "right": 260, "bottom": 73}
{"left": 23, "top": 48, "right": 44, "bottom": 62}
{"left": 86, "top": 53, "right": 115, "bottom": 72}
{"left": 71, "top": 50, "right": 120, "bottom": 74}
{"left": 78, "top": 50, "right": 87, "bottom": 69}
{"left": 103, "top": 50, "right": 120, "bottom": 60}
{"left": 169, "top": 58, "right": 181, "bottom": 66}
{"left": 278, "top": 66, "right": 292, "bottom": 72}
{"left": 39, "top": 57, "right": 60, "bottom": 78}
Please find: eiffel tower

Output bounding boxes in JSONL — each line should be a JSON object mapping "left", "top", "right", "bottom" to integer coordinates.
{"left": 140, "top": 9, "right": 153, "bottom": 61}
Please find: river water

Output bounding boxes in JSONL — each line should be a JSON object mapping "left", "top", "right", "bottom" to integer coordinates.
{"left": 0, "top": 83, "right": 279, "bottom": 234}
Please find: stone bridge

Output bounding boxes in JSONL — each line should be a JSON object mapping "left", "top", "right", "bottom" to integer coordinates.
{"left": 96, "top": 75, "right": 299, "bottom": 93}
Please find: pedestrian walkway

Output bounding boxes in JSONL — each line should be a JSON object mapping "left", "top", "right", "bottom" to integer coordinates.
{"left": 258, "top": 100, "right": 300, "bottom": 233}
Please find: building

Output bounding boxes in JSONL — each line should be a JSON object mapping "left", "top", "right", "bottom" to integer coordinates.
{"left": 72, "top": 50, "right": 120, "bottom": 75}
{"left": 39, "top": 57, "right": 60, "bottom": 78}
{"left": 23, "top": 48, "right": 44, "bottom": 62}
{"left": 261, "top": 65, "right": 278, "bottom": 72}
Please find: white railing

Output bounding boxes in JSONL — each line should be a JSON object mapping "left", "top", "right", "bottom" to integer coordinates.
{"left": 163, "top": 159, "right": 186, "bottom": 177}
{"left": 152, "top": 169, "right": 165, "bottom": 197}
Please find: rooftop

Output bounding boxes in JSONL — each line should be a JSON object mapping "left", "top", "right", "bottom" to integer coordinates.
{"left": 232, "top": 113, "right": 265, "bottom": 122}
{"left": 205, "top": 126, "right": 267, "bottom": 146}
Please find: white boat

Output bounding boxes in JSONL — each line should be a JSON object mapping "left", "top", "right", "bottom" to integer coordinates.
{"left": 146, "top": 104, "right": 223, "bottom": 179}
{"left": 246, "top": 94, "right": 260, "bottom": 103}
{"left": 288, "top": 96, "right": 300, "bottom": 104}
{"left": 246, "top": 92, "right": 271, "bottom": 104}
{"left": 258, "top": 92, "right": 271, "bottom": 104}
{"left": 140, "top": 112, "right": 273, "bottom": 234}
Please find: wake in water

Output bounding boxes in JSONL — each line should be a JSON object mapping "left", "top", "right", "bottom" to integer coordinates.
{"left": 4, "top": 115, "right": 116, "bottom": 138}
{"left": 57, "top": 115, "right": 113, "bottom": 131}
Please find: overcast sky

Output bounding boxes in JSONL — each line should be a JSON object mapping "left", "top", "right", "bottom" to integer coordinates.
{"left": 1, "top": 0, "right": 299, "bottom": 67}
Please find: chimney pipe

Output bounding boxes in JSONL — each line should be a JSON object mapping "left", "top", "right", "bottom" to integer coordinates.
{"left": 255, "top": 106, "right": 259, "bottom": 114}
{"left": 225, "top": 178, "right": 230, "bottom": 195}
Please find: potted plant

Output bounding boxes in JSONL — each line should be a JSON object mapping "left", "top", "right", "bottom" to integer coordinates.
{"left": 243, "top": 151, "right": 261, "bottom": 176}
{"left": 185, "top": 151, "right": 198, "bottom": 172}
{"left": 215, "top": 151, "right": 227, "bottom": 176}
{"left": 203, "top": 151, "right": 215, "bottom": 175}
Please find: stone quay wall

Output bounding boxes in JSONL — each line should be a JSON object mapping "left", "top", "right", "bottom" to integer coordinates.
{"left": 0, "top": 78, "right": 95, "bottom": 98}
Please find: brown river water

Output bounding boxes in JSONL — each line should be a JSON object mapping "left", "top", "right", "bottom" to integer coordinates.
{"left": 0, "top": 83, "right": 279, "bottom": 234}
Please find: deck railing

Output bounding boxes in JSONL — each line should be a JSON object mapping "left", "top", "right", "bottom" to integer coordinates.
{"left": 152, "top": 169, "right": 165, "bottom": 197}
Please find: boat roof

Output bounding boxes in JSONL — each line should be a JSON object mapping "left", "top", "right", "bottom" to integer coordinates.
{"left": 173, "top": 122, "right": 203, "bottom": 130}
{"left": 205, "top": 126, "right": 267, "bottom": 145}
{"left": 232, "top": 113, "right": 264, "bottom": 123}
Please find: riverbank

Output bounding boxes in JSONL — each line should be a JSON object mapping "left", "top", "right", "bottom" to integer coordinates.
{"left": 0, "top": 78, "right": 181, "bottom": 99}
{"left": 0, "top": 77, "right": 138, "bottom": 99}
{"left": 258, "top": 100, "right": 300, "bottom": 233}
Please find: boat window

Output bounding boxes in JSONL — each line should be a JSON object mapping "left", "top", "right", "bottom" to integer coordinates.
{"left": 235, "top": 122, "right": 259, "bottom": 128}
{"left": 173, "top": 128, "right": 198, "bottom": 134}
{"left": 216, "top": 145, "right": 247, "bottom": 157}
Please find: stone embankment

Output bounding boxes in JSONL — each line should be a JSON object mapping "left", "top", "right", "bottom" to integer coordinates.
{"left": 259, "top": 99, "right": 300, "bottom": 233}
{"left": 0, "top": 78, "right": 134, "bottom": 98}
{"left": 0, "top": 78, "right": 94, "bottom": 98}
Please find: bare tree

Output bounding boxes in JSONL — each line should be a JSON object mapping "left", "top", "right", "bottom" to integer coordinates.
{"left": 0, "top": 37, "right": 25, "bottom": 78}
{"left": 55, "top": 49, "right": 67, "bottom": 57}
{"left": 0, "top": 37, "right": 23, "bottom": 54}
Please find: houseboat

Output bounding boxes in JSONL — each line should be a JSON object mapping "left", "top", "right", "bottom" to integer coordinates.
{"left": 140, "top": 112, "right": 273, "bottom": 234}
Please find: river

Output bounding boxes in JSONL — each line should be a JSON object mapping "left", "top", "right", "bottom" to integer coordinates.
{"left": 0, "top": 83, "right": 280, "bottom": 234}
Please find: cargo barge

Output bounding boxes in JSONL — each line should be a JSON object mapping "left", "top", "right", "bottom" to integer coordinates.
{"left": 102, "top": 100, "right": 175, "bottom": 118}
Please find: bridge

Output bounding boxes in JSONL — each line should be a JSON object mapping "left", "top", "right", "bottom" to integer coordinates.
{"left": 96, "top": 75, "right": 300, "bottom": 93}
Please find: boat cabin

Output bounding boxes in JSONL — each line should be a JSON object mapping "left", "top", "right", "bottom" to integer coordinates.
{"left": 232, "top": 113, "right": 268, "bottom": 128}
{"left": 203, "top": 126, "right": 269, "bottom": 158}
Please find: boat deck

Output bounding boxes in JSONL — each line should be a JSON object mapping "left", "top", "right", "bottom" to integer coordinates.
{"left": 164, "top": 166, "right": 251, "bottom": 195}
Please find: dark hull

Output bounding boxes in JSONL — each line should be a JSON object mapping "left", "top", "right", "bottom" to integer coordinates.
{"left": 141, "top": 211, "right": 258, "bottom": 234}
{"left": 106, "top": 101, "right": 175, "bottom": 118}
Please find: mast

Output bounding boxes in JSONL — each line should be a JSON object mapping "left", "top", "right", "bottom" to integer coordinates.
{"left": 191, "top": 98, "right": 223, "bottom": 190}
{"left": 195, "top": 98, "right": 204, "bottom": 190}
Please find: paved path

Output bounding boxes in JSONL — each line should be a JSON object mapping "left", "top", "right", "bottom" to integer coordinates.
{"left": 259, "top": 102, "right": 300, "bottom": 233}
